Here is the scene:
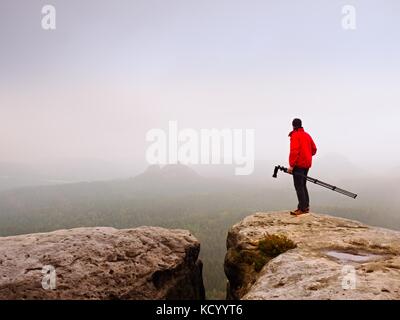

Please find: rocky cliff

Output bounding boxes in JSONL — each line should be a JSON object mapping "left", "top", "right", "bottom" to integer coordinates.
{"left": 0, "top": 226, "right": 205, "bottom": 300}
{"left": 225, "top": 212, "right": 400, "bottom": 300}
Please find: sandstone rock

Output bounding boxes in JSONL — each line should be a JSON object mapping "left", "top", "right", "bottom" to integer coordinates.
{"left": 224, "top": 212, "right": 400, "bottom": 300}
{"left": 0, "top": 226, "right": 205, "bottom": 300}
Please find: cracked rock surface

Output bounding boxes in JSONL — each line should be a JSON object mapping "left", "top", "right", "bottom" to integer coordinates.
{"left": 0, "top": 226, "right": 205, "bottom": 300}
{"left": 225, "top": 212, "right": 400, "bottom": 300}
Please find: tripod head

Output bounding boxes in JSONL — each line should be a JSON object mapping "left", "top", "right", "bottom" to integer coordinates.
{"left": 272, "top": 165, "right": 288, "bottom": 178}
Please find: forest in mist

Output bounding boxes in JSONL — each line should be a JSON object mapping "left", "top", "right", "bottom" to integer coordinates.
{"left": 2, "top": 0, "right": 400, "bottom": 302}
{"left": 0, "top": 161, "right": 399, "bottom": 299}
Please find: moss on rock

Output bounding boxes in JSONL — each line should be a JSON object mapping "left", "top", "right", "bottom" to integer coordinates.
{"left": 258, "top": 234, "right": 297, "bottom": 258}
{"left": 229, "top": 234, "right": 296, "bottom": 273}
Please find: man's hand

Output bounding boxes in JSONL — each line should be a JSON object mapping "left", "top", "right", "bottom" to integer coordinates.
{"left": 287, "top": 166, "right": 294, "bottom": 174}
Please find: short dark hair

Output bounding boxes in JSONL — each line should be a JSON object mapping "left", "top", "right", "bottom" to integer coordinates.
{"left": 292, "top": 118, "right": 302, "bottom": 129}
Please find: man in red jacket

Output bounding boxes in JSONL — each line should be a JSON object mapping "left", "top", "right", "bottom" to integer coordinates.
{"left": 288, "top": 118, "right": 317, "bottom": 216}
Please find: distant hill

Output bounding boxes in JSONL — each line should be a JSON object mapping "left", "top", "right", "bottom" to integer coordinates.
{"left": 0, "top": 162, "right": 49, "bottom": 191}
{"left": 0, "top": 159, "right": 141, "bottom": 192}
{"left": 132, "top": 163, "right": 208, "bottom": 193}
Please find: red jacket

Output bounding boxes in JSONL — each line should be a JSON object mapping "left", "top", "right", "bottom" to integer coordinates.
{"left": 289, "top": 128, "right": 317, "bottom": 168}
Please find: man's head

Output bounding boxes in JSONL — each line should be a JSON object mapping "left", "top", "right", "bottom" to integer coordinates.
{"left": 292, "top": 118, "right": 302, "bottom": 129}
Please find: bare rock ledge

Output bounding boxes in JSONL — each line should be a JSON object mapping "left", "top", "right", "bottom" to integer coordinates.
{"left": 0, "top": 226, "right": 205, "bottom": 300}
{"left": 224, "top": 212, "right": 400, "bottom": 300}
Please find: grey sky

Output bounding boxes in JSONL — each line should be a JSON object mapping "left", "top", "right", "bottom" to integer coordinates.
{"left": 1, "top": 0, "right": 399, "bottom": 173}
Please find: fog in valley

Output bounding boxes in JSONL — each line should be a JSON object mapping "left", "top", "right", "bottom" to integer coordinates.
{"left": 1, "top": 0, "right": 400, "bottom": 298}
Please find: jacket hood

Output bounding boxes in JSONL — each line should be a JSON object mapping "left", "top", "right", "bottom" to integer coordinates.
{"left": 289, "top": 127, "right": 304, "bottom": 137}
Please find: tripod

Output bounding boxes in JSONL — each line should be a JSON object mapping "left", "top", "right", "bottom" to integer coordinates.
{"left": 272, "top": 165, "right": 357, "bottom": 199}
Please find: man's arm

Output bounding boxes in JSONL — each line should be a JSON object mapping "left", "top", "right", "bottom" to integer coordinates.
{"left": 311, "top": 137, "right": 317, "bottom": 156}
{"left": 289, "top": 135, "right": 300, "bottom": 171}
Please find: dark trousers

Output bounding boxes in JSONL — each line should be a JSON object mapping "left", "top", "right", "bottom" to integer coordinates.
{"left": 293, "top": 167, "right": 309, "bottom": 211}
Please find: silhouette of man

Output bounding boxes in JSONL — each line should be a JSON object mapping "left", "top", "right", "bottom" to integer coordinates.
{"left": 288, "top": 118, "right": 317, "bottom": 216}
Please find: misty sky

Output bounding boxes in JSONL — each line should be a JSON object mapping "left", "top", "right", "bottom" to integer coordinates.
{"left": 1, "top": 0, "right": 400, "bottom": 174}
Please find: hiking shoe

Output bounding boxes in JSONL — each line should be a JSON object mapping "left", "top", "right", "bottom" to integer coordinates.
{"left": 290, "top": 209, "right": 299, "bottom": 215}
{"left": 290, "top": 209, "right": 307, "bottom": 216}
